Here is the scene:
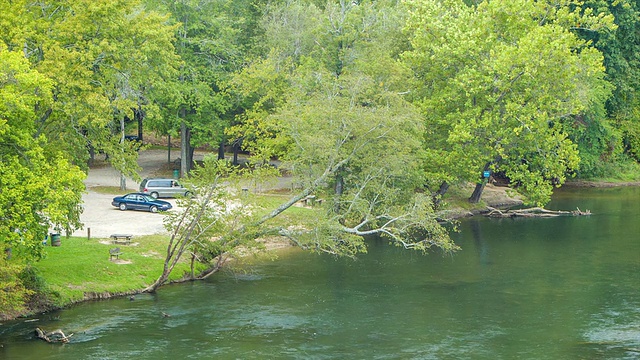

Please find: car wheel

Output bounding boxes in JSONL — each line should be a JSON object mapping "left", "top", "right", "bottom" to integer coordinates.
{"left": 185, "top": 191, "right": 192, "bottom": 198}
{"left": 150, "top": 205, "right": 158, "bottom": 213}
{"left": 119, "top": 203, "right": 127, "bottom": 211}
{"left": 150, "top": 192, "right": 159, "bottom": 199}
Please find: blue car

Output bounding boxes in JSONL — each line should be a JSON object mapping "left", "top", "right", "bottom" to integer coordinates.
{"left": 111, "top": 193, "right": 172, "bottom": 213}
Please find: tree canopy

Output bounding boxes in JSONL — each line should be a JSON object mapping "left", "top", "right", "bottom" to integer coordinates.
{"left": 403, "top": 0, "right": 613, "bottom": 205}
{"left": 0, "top": 46, "right": 85, "bottom": 260}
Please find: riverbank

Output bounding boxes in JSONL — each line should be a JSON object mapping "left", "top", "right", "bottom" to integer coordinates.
{"left": 2, "top": 147, "right": 629, "bottom": 321}
{"left": 2, "top": 183, "right": 524, "bottom": 321}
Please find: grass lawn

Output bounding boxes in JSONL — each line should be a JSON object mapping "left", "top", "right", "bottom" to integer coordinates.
{"left": 32, "top": 189, "right": 319, "bottom": 309}
{"left": 36, "top": 234, "right": 191, "bottom": 307}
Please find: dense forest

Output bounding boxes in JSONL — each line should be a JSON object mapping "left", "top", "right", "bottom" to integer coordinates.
{"left": 2, "top": 0, "right": 640, "bottom": 309}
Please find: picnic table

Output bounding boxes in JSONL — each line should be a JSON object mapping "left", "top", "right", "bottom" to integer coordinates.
{"left": 110, "top": 234, "right": 133, "bottom": 245}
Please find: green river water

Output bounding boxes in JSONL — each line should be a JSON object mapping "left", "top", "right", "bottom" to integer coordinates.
{"left": 0, "top": 187, "right": 638, "bottom": 359}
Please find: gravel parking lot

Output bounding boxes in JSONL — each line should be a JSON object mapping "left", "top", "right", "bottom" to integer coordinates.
{"left": 71, "top": 192, "right": 176, "bottom": 238}
{"left": 71, "top": 148, "right": 292, "bottom": 239}
{"left": 71, "top": 149, "right": 190, "bottom": 239}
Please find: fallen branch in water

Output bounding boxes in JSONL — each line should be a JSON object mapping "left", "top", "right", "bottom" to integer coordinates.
{"left": 35, "top": 328, "right": 73, "bottom": 343}
{"left": 485, "top": 207, "right": 591, "bottom": 218}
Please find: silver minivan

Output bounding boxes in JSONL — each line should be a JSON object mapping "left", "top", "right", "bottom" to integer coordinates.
{"left": 139, "top": 178, "right": 191, "bottom": 198}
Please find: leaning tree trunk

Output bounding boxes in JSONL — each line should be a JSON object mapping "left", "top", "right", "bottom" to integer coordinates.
{"left": 469, "top": 181, "right": 486, "bottom": 203}
{"left": 144, "top": 273, "right": 168, "bottom": 293}
{"left": 432, "top": 181, "right": 449, "bottom": 207}
{"left": 469, "top": 162, "right": 493, "bottom": 204}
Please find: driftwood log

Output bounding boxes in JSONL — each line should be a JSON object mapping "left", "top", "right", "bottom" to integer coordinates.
{"left": 35, "top": 327, "right": 73, "bottom": 343}
{"left": 485, "top": 207, "right": 591, "bottom": 218}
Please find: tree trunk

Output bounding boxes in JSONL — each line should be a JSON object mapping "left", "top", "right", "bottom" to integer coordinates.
{"left": 432, "top": 181, "right": 449, "bottom": 207}
{"left": 218, "top": 142, "right": 225, "bottom": 160}
{"left": 469, "top": 181, "right": 485, "bottom": 203}
{"left": 135, "top": 107, "right": 144, "bottom": 141}
{"left": 119, "top": 117, "right": 127, "bottom": 191}
{"left": 144, "top": 274, "right": 167, "bottom": 293}
{"left": 180, "top": 116, "right": 190, "bottom": 177}
{"left": 88, "top": 145, "right": 95, "bottom": 166}
{"left": 190, "top": 254, "right": 196, "bottom": 279}
{"left": 335, "top": 174, "right": 344, "bottom": 195}
{"left": 469, "top": 162, "right": 492, "bottom": 203}
{"left": 232, "top": 141, "right": 239, "bottom": 166}
{"left": 485, "top": 206, "right": 591, "bottom": 218}
{"left": 334, "top": 170, "right": 344, "bottom": 213}
{"left": 188, "top": 145, "right": 195, "bottom": 170}
{"left": 145, "top": 183, "right": 221, "bottom": 292}
{"left": 35, "top": 328, "right": 72, "bottom": 343}
{"left": 145, "top": 251, "right": 177, "bottom": 292}
{"left": 167, "top": 134, "right": 171, "bottom": 163}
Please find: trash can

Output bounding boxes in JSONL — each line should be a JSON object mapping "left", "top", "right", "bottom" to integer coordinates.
{"left": 50, "top": 233, "right": 61, "bottom": 247}
{"left": 173, "top": 169, "right": 180, "bottom": 179}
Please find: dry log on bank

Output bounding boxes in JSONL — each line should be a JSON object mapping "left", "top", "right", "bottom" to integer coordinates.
{"left": 485, "top": 207, "right": 591, "bottom": 218}
{"left": 35, "top": 328, "right": 73, "bottom": 343}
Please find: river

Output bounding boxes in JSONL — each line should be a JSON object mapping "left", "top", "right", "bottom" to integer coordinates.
{"left": 1, "top": 187, "right": 638, "bottom": 359}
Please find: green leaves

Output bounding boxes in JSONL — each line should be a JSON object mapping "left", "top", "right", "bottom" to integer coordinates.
{"left": 2, "top": 0, "right": 181, "bottom": 176}
{"left": 230, "top": 0, "right": 456, "bottom": 254}
{"left": 154, "top": 1, "right": 456, "bottom": 261}
{"left": 404, "top": 0, "right": 611, "bottom": 205}
{"left": 0, "top": 260, "right": 35, "bottom": 318}
{"left": 0, "top": 47, "right": 85, "bottom": 261}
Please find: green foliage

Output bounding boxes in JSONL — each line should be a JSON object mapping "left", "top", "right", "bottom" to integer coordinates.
{"left": 145, "top": 0, "right": 260, "bottom": 160}
{"left": 228, "top": 0, "right": 415, "bottom": 162}
{"left": 223, "top": 0, "right": 458, "bottom": 255}
{"left": 576, "top": 0, "right": 640, "bottom": 160}
{"left": 403, "top": 0, "right": 613, "bottom": 205}
{"left": 226, "top": 56, "right": 293, "bottom": 161}
{"left": 1, "top": 0, "right": 179, "bottom": 179}
{"left": 0, "top": 46, "right": 85, "bottom": 260}
{"left": 548, "top": 0, "right": 640, "bottom": 173}
{"left": 566, "top": 111, "right": 622, "bottom": 178}
{"left": 16, "top": 265, "right": 52, "bottom": 311}
{"left": 0, "top": 259, "right": 34, "bottom": 319}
